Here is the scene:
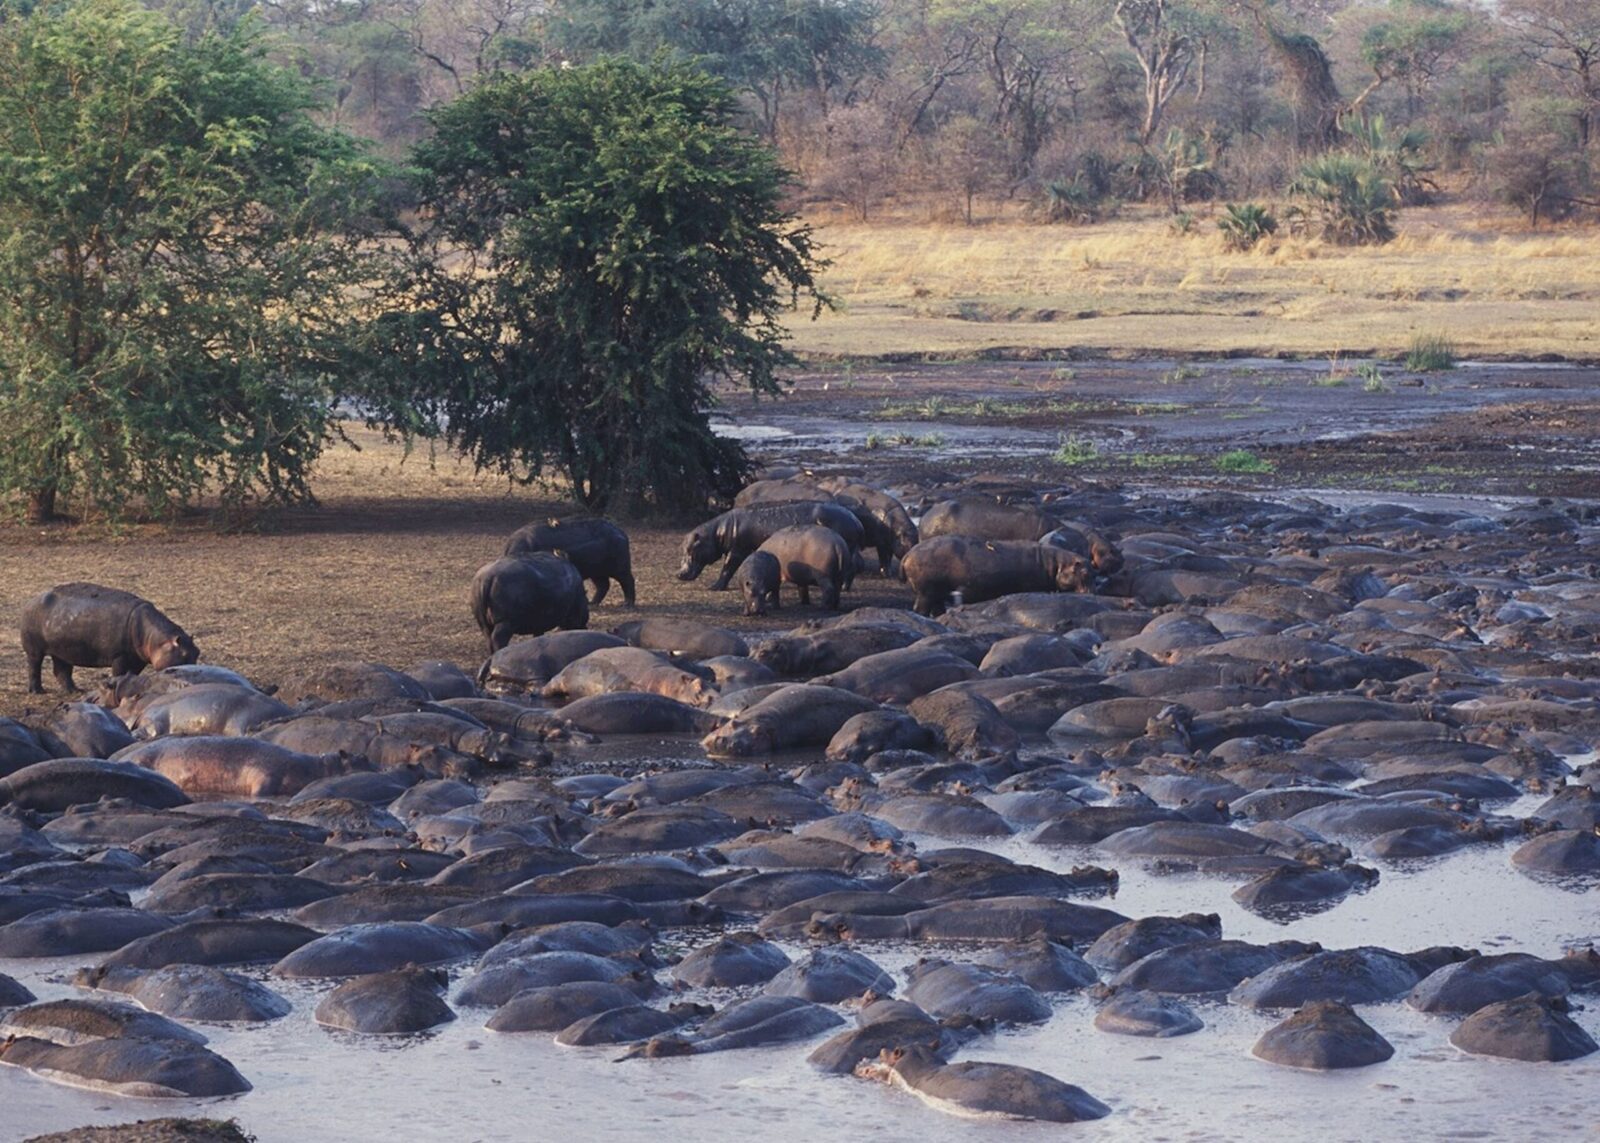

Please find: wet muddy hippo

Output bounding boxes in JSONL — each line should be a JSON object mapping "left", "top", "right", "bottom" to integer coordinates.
{"left": 0, "top": 1035, "right": 250, "bottom": 1098}
{"left": 906, "top": 687, "right": 1020, "bottom": 760}
{"left": 485, "top": 981, "right": 650, "bottom": 1034}
{"left": 505, "top": 518, "right": 635, "bottom": 607}
{"left": 816, "top": 647, "right": 979, "bottom": 705}
{"left": 115, "top": 737, "right": 373, "bottom": 798}
{"left": 316, "top": 966, "right": 455, "bottom": 1034}
{"left": 471, "top": 555, "right": 590, "bottom": 661}
{"left": 753, "top": 623, "right": 926, "bottom": 677}
{"left": 479, "top": 631, "right": 627, "bottom": 692}
{"left": 736, "top": 551, "right": 782, "bottom": 616}
{"left": 543, "top": 646, "right": 715, "bottom": 707}
{"left": 555, "top": 1001, "right": 711, "bottom": 1047}
{"left": 808, "top": 896, "right": 1128, "bottom": 945}
{"left": 1094, "top": 989, "right": 1203, "bottom": 1037}
{"left": 855, "top": 1044, "right": 1111, "bottom": 1124}
{"left": 1449, "top": 993, "right": 1598, "bottom": 1062}
{"left": 1109, "top": 939, "right": 1315, "bottom": 994}
{"left": 679, "top": 502, "right": 864, "bottom": 590}
{"left": 0, "top": 908, "right": 175, "bottom": 958}
{"left": 918, "top": 499, "right": 1057, "bottom": 542}
{"left": 21, "top": 583, "right": 198, "bottom": 693}
{"left": 556, "top": 692, "right": 722, "bottom": 736}
{"left": 611, "top": 618, "right": 750, "bottom": 661}
{"left": 272, "top": 922, "right": 490, "bottom": 979}
{"left": 903, "top": 959, "right": 1052, "bottom": 1024}
{"left": 33, "top": 703, "right": 135, "bottom": 759}
{"left": 627, "top": 995, "right": 844, "bottom": 1057}
{"left": 1229, "top": 947, "right": 1426, "bottom": 1009}
{"left": 101, "top": 918, "right": 321, "bottom": 970}
{"left": 756, "top": 526, "right": 851, "bottom": 609}
{"left": 702, "top": 684, "right": 878, "bottom": 757}
{"left": 902, "top": 537, "right": 1091, "bottom": 617}
{"left": 975, "top": 939, "right": 1099, "bottom": 992}
{"left": 0, "top": 758, "right": 189, "bottom": 812}
{"left": 1251, "top": 1001, "right": 1394, "bottom": 1070}
{"left": 78, "top": 964, "right": 291, "bottom": 1023}
{"left": 672, "top": 932, "right": 791, "bottom": 987}
{"left": 815, "top": 480, "right": 919, "bottom": 570}
{"left": 765, "top": 948, "right": 894, "bottom": 1003}
{"left": 1407, "top": 952, "right": 1572, "bottom": 1014}
{"left": 130, "top": 684, "right": 292, "bottom": 739}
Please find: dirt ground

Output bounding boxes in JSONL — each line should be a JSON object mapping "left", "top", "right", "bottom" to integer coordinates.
{"left": 0, "top": 428, "right": 914, "bottom": 721}
{"left": 2, "top": 354, "right": 1595, "bottom": 720}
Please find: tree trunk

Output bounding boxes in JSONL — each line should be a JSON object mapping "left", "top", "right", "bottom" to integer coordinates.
{"left": 26, "top": 485, "right": 58, "bottom": 524}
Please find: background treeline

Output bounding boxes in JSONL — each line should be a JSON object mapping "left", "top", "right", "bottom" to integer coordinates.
{"left": 199, "top": 0, "right": 1597, "bottom": 226}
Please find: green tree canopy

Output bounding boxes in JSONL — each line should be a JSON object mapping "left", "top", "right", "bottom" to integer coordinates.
{"left": 0, "top": 0, "right": 393, "bottom": 522}
{"left": 401, "top": 56, "right": 825, "bottom": 514}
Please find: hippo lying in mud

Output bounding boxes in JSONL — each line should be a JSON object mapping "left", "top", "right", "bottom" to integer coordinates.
{"left": 21, "top": 583, "right": 198, "bottom": 693}
{"left": 855, "top": 1044, "right": 1111, "bottom": 1123}
{"left": 504, "top": 517, "right": 636, "bottom": 607}
{"left": 471, "top": 554, "right": 589, "bottom": 660}
{"left": 679, "top": 502, "right": 864, "bottom": 590}
{"left": 901, "top": 537, "right": 1092, "bottom": 617}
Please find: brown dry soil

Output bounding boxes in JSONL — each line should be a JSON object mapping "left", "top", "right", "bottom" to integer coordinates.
{"left": 24, "top": 1121, "right": 253, "bottom": 1143}
{"left": 0, "top": 356, "right": 1594, "bottom": 719}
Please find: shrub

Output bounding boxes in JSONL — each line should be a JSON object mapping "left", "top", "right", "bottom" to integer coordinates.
{"left": 1218, "top": 203, "right": 1278, "bottom": 251}
{"left": 1053, "top": 433, "right": 1099, "bottom": 465}
{"left": 1288, "top": 156, "right": 1396, "bottom": 245}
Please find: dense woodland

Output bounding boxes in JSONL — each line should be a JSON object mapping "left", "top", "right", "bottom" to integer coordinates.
{"left": 187, "top": 0, "right": 1599, "bottom": 225}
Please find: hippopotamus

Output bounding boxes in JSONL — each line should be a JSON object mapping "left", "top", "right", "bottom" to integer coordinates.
{"left": 1449, "top": 994, "right": 1598, "bottom": 1062}
{"left": 919, "top": 499, "right": 1057, "bottom": 542}
{"left": 573, "top": 805, "right": 746, "bottom": 856}
{"left": 406, "top": 660, "right": 479, "bottom": 701}
{"left": 870, "top": 794, "right": 1016, "bottom": 839}
{"left": 891, "top": 860, "right": 1114, "bottom": 903}
{"left": 1512, "top": 829, "right": 1600, "bottom": 874}
{"left": 1033, "top": 806, "right": 1185, "bottom": 846}
{"left": 101, "top": 918, "right": 321, "bottom": 970}
{"left": 904, "top": 959, "right": 1052, "bottom": 1024}
{"left": 77, "top": 964, "right": 291, "bottom": 1023}
{"left": 129, "top": 684, "right": 291, "bottom": 739}
{"left": 905, "top": 687, "right": 1018, "bottom": 760}
{"left": 555, "top": 692, "right": 721, "bottom": 736}
{"left": 1110, "top": 939, "right": 1316, "bottom": 994}
{"left": 1094, "top": 989, "right": 1203, "bottom": 1036}
{"left": 522, "top": 863, "right": 714, "bottom": 903}
{"left": 486, "top": 981, "right": 656, "bottom": 1034}
{"left": 543, "top": 647, "right": 715, "bottom": 707}
{"left": 854, "top": 1044, "right": 1110, "bottom": 1123}
{"left": 678, "top": 502, "right": 864, "bottom": 590}
{"left": 470, "top": 555, "right": 590, "bottom": 660}
{"left": 756, "top": 526, "right": 851, "bottom": 609}
{"left": 0, "top": 972, "right": 35, "bottom": 1008}
{"left": 31, "top": 703, "right": 135, "bottom": 759}
{"left": 0, "top": 908, "right": 174, "bottom": 958}
{"left": 21, "top": 583, "right": 198, "bottom": 693}
{"left": 556, "top": 1001, "right": 713, "bottom": 1046}
{"left": 626, "top": 995, "right": 844, "bottom": 1057}
{"left": 0, "top": 998, "right": 203, "bottom": 1052}
{"left": 765, "top": 949, "right": 894, "bottom": 1003}
{"left": 825, "top": 711, "right": 937, "bottom": 764}
{"left": 253, "top": 717, "right": 468, "bottom": 779}
{"left": 0, "top": 1035, "right": 250, "bottom": 1098}
{"left": 315, "top": 966, "right": 455, "bottom": 1034}
{"left": 975, "top": 939, "right": 1099, "bottom": 992}
{"left": 814, "top": 480, "right": 919, "bottom": 571}
{"left": 1251, "top": 1001, "right": 1395, "bottom": 1069}
{"left": 141, "top": 872, "right": 339, "bottom": 915}
{"left": 0, "top": 758, "right": 189, "bottom": 812}
{"left": 1407, "top": 953, "right": 1572, "bottom": 1014}
{"left": 478, "top": 631, "right": 626, "bottom": 692}
{"left": 902, "top": 537, "right": 1092, "bottom": 617}
{"left": 814, "top": 647, "right": 979, "bottom": 705}
{"left": 672, "top": 933, "right": 791, "bottom": 987}
{"left": 611, "top": 618, "right": 749, "bottom": 662}
{"left": 272, "top": 922, "right": 490, "bottom": 979}
{"left": 1229, "top": 947, "right": 1425, "bottom": 1009}
{"left": 114, "top": 737, "right": 373, "bottom": 798}
{"left": 505, "top": 517, "right": 636, "bottom": 606}
{"left": 807, "top": 1000, "right": 972, "bottom": 1075}
{"left": 292, "top": 884, "right": 480, "bottom": 927}
{"left": 426, "top": 844, "right": 589, "bottom": 893}
{"left": 701, "top": 685, "right": 878, "bottom": 757}
{"left": 425, "top": 893, "right": 645, "bottom": 931}
{"left": 1232, "top": 863, "right": 1380, "bottom": 916}
{"left": 753, "top": 623, "right": 926, "bottom": 677}
{"left": 736, "top": 551, "right": 782, "bottom": 616}
{"left": 809, "top": 896, "right": 1128, "bottom": 945}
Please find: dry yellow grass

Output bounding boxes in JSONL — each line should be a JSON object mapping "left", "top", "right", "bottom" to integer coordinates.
{"left": 788, "top": 203, "right": 1600, "bottom": 360}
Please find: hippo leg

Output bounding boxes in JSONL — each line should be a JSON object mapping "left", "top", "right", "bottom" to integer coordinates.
{"left": 489, "top": 622, "right": 515, "bottom": 654}
{"left": 50, "top": 656, "right": 78, "bottom": 692}
{"left": 712, "top": 551, "right": 747, "bottom": 592}
{"left": 798, "top": 582, "right": 812, "bottom": 606}
{"left": 912, "top": 591, "right": 945, "bottom": 618}
{"left": 822, "top": 578, "right": 841, "bottom": 610}
{"left": 23, "top": 632, "right": 45, "bottom": 693}
{"left": 877, "top": 542, "right": 895, "bottom": 577}
{"left": 619, "top": 564, "right": 637, "bottom": 607}
{"left": 589, "top": 577, "right": 610, "bottom": 607}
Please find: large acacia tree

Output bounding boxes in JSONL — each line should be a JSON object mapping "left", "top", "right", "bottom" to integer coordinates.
{"left": 0, "top": 0, "right": 393, "bottom": 522}
{"left": 403, "top": 57, "right": 825, "bottom": 514}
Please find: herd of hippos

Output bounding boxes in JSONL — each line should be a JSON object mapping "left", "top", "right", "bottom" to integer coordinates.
{"left": 2, "top": 471, "right": 1599, "bottom": 1125}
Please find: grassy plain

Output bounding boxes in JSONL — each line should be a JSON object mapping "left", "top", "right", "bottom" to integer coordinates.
{"left": 789, "top": 203, "right": 1600, "bottom": 361}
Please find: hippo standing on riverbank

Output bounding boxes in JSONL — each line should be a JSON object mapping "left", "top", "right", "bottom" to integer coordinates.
{"left": 901, "top": 537, "right": 1093, "bottom": 617}
{"left": 679, "top": 503, "right": 864, "bottom": 590}
{"left": 21, "top": 584, "right": 198, "bottom": 693}
{"left": 471, "top": 555, "right": 589, "bottom": 661}
{"left": 504, "top": 518, "right": 636, "bottom": 607}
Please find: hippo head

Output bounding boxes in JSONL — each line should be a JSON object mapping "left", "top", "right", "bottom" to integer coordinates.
{"left": 1089, "top": 535, "right": 1124, "bottom": 576}
{"left": 1052, "top": 553, "right": 1093, "bottom": 594}
{"left": 149, "top": 633, "right": 200, "bottom": 670}
{"left": 704, "top": 722, "right": 771, "bottom": 758}
{"left": 678, "top": 529, "right": 718, "bottom": 581}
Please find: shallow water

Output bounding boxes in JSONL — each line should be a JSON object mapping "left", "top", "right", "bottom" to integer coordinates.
{"left": 4, "top": 787, "right": 1598, "bottom": 1143}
